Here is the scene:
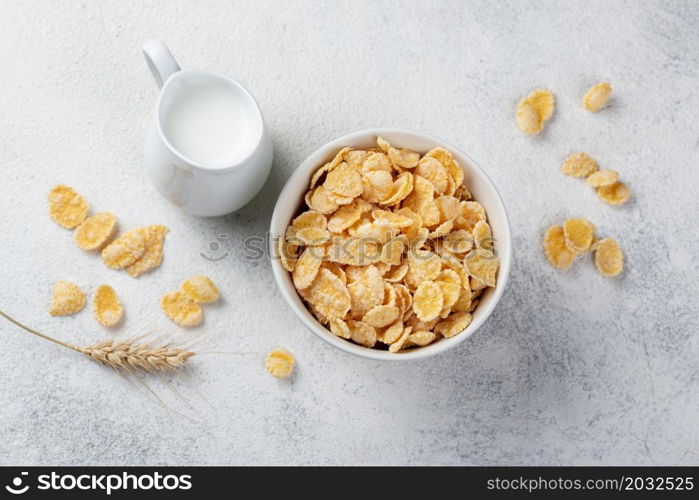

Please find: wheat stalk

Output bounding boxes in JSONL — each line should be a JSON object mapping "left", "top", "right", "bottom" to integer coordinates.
{"left": 1, "top": 309, "right": 195, "bottom": 373}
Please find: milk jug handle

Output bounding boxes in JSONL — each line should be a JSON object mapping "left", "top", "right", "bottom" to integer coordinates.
{"left": 143, "top": 39, "right": 181, "bottom": 89}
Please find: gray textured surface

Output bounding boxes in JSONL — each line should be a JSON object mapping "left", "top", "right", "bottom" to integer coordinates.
{"left": 1, "top": 0, "right": 697, "bottom": 465}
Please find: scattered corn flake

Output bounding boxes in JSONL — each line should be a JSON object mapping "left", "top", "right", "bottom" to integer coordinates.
{"left": 49, "top": 280, "right": 86, "bottom": 316}
{"left": 161, "top": 290, "right": 203, "bottom": 327}
{"left": 181, "top": 275, "right": 219, "bottom": 303}
{"left": 515, "top": 99, "right": 543, "bottom": 135}
{"left": 265, "top": 349, "right": 295, "bottom": 378}
{"left": 363, "top": 304, "right": 399, "bottom": 328}
{"left": 527, "top": 88, "right": 555, "bottom": 121}
{"left": 586, "top": 169, "right": 619, "bottom": 188}
{"left": 93, "top": 284, "right": 122, "bottom": 327}
{"left": 464, "top": 253, "right": 499, "bottom": 288}
{"left": 74, "top": 212, "right": 117, "bottom": 250}
{"left": 435, "top": 312, "right": 472, "bottom": 338}
{"left": 563, "top": 218, "right": 595, "bottom": 254}
{"left": 348, "top": 320, "right": 377, "bottom": 348}
{"left": 561, "top": 152, "right": 598, "bottom": 178}
{"left": 102, "top": 229, "right": 146, "bottom": 269}
{"left": 543, "top": 224, "right": 575, "bottom": 270}
{"left": 413, "top": 280, "right": 444, "bottom": 322}
{"left": 594, "top": 237, "right": 624, "bottom": 277}
{"left": 582, "top": 82, "right": 612, "bottom": 112}
{"left": 125, "top": 225, "right": 169, "bottom": 277}
{"left": 48, "top": 185, "right": 90, "bottom": 229}
{"left": 597, "top": 181, "right": 630, "bottom": 205}
{"left": 292, "top": 247, "right": 325, "bottom": 290}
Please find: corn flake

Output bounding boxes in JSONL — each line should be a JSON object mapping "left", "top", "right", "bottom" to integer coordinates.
{"left": 48, "top": 185, "right": 90, "bottom": 229}
{"left": 594, "top": 237, "right": 624, "bottom": 277}
{"left": 49, "top": 280, "right": 86, "bottom": 316}
{"left": 582, "top": 82, "right": 612, "bottom": 112}
{"left": 266, "top": 349, "right": 295, "bottom": 378}
{"left": 413, "top": 280, "right": 444, "bottom": 321}
{"left": 93, "top": 284, "right": 122, "bottom": 327}
{"left": 597, "top": 181, "right": 630, "bottom": 205}
{"left": 527, "top": 88, "right": 555, "bottom": 121}
{"left": 306, "top": 268, "right": 351, "bottom": 320}
{"left": 125, "top": 225, "right": 169, "bottom": 277}
{"left": 102, "top": 229, "right": 146, "bottom": 269}
{"left": 561, "top": 152, "right": 598, "bottom": 178}
{"left": 543, "top": 224, "right": 575, "bottom": 270}
{"left": 292, "top": 247, "right": 325, "bottom": 290}
{"left": 348, "top": 320, "right": 377, "bottom": 347}
{"left": 74, "top": 212, "right": 117, "bottom": 250}
{"left": 563, "top": 218, "right": 595, "bottom": 254}
{"left": 435, "top": 312, "right": 472, "bottom": 338}
{"left": 181, "top": 275, "right": 219, "bottom": 303}
{"left": 161, "top": 290, "right": 203, "bottom": 327}
{"left": 515, "top": 99, "right": 543, "bottom": 135}
{"left": 363, "top": 304, "right": 399, "bottom": 328}
{"left": 586, "top": 169, "right": 619, "bottom": 188}
{"left": 464, "top": 253, "right": 499, "bottom": 287}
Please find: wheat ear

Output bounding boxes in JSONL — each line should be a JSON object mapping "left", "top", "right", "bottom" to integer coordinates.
{"left": 1, "top": 309, "right": 195, "bottom": 372}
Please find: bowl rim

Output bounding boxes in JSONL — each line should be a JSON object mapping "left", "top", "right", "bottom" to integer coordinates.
{"left": 270, "top": 128, "right": 512, "bottom": 361}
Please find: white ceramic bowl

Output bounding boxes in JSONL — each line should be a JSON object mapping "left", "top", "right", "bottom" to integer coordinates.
{"left": 270, "top": 129, "right": 512, "bottom": 360}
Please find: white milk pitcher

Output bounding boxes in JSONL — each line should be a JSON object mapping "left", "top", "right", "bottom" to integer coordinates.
{"left": 143, "top": 39, "right": 273, "bottom": 216}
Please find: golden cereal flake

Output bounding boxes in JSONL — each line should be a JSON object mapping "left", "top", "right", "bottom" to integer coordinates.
{"left": 278, "top": 237, "right": 298, "bottom": 272}
{"left": 380, "top": 171, "right": 414, "bottom": 206}
{"left": 327, "top": 202, "right": 362, "bottom": 233}
{"left": 361, "top": 152, "right": 393, "bottom": 175}
{"left": 181, "top": 275, "right": 219, "bottom": 303}
{"left": 308, "top": 185, "right": 339, "bottom": 214}
{"left": 561, "top": 152, "right": 598, "bottom": 178}
{"left": 413, "top": 280, "right": 444, "bottom": 322}
{"left": 324, "top": 162, "right": 363, "bottom": 198}
{"left": 295, "top": 226, "right": 330, "bottom": 246}
{"left": 408, "top": 330, "right": 437, "bottom": 347}
{"left": 543, "top": 224, "right": 575, "bottom": 270}
{"left": 434, "top": 195, "right": 461, "bottom": 223}
{"left": 515, "top": 99, "right": 543, "bottom": 135}
{"left": 102, "top": 229, "right": 146, "bottom": 269}
{"left": 443, "top": 229, "right": 473, "bottom": 254}
{"left": 415, "top": 157, "right": 449, "bottom": 194}
{"left": 265, "top": 349, "right": 296, "bottom": 378}
{"left": 434, "top": 312, "right": 472, "bottom": 338}
{"left": 388, "top": 327, "right": 412, "bottom": 353}
{"left": 125, "top": 225, "right": 169, "bottom": 277}
{"left": 382, "top": 320, "right": 404, "bottom": 345}
{"left": 464, "top": 253, "right": 499, "bottom": 288}
{"left": 425, "top": 147, "right": 463, "bottom": 189}
{"left": 363, "top": 304, "right": 400, "bottom": 328}
{"left": 48, "top": 185, "right": 90, "bottom": 229}
{"left": 371, "top": 209, "right": 414, "bottom": 228}
{"left": 586, "top": 169, "right": 620, "bottom": 188}
{"left": 362, "top": 170, "right": 394, "bottom": 203}
{"left": 377, "top": 136, "right": 420, "bottom": 169}
{"left": 348, "top": 320, "right": 377, "bottom": 348}
{"left": 454, "top": 201, "right": 486, "bottom": 231}
{"left": 563, "top": 218, "right": 595, "bottom": 254}
{"left": 329, "top": 318, "right": 351, "bottom": 339}
{"left": 582, "top": 82, "right": 612, "bottom": 112}
{"left": 306, "top": 269, "right": 351, "bottom": 320}
{"left": 527, "top": 88, "right": 555, "bottom": 121}
{"left": 292, "top": 247, "right": 325, "bottom": 290}
{"left": 597, "top": 181, "right": 631, "bottom": 205}
{"left": 310, "top": 147, "right": 351, "bottom": 189}
{"left": 74, "top": 212, "right": 117, "bottom": 250}
{"left": 161, "top": 290, "right": 203, "bottom": 327}
{"left": 292, "top": 210, "right": 327, "bottom": 230}
{"left": 594, "top": 237, "right": 624, "bottom": 277}
{"left": 347, "top": 281, "right": 379, "bottom": 319}
{"left": 49, "top": 280, "right": 86, "bottom": 316}
{"left": 405, "top": 249, "right": 442, "bottom": 289}
{"left": 384, "top": 262, "right": 409, "bottom": 282}
{"left": 93, "top": 284, "right": 123, "bottom": 327}
{"left": 472, "top": 220, "right": 492, "bottom": 250}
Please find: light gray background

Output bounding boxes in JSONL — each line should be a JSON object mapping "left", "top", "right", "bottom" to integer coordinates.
{"left": 1, "top": 0, "right": 697, "bottom": 465}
